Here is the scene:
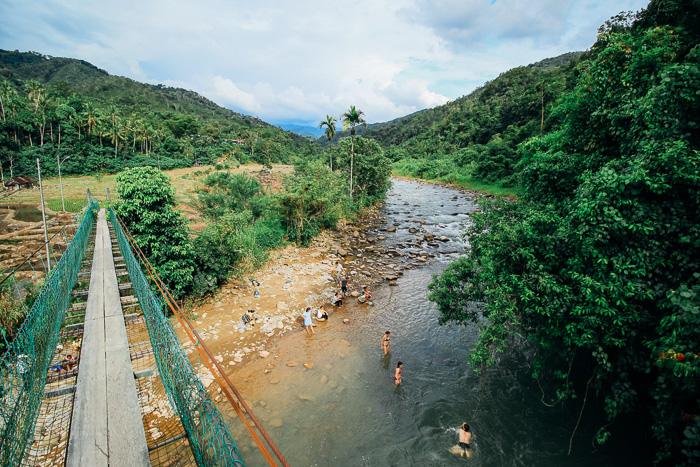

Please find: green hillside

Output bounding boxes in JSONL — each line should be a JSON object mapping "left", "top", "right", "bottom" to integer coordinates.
{"left": 0, "top": 49, "right": 307, "bottom": 179}
{"left": 353, "top": 52, "right": 586, "bottom": 190}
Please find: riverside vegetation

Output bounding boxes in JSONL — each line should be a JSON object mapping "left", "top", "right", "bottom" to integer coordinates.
{"left": 426, "top": 2, "right": 700, "bottom": 465}
{"left": 1, "top": 0, "right": 698, "bottom": 464}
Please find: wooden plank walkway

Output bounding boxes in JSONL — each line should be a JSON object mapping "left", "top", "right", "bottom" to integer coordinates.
{"left": 66, "top": 209, "right": 150, "bottom": 466}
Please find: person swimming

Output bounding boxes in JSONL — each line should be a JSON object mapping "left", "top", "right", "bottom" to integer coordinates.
{"left": 458, "top": 422, "right": 472, "bottom": 458}
{"left": 381, "top": 331, "right": 391, "bottom": 355}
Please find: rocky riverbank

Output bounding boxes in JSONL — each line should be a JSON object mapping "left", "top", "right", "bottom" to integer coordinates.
{"left": 177, "top": 178, "right": 483, "bottom": 393}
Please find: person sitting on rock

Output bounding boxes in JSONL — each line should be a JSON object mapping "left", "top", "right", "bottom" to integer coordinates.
{"left": 317, "top": 306, "right": 329, "bottom": 321}
{"left": 331, "top": 292, "right": 343, "bottom": 307}
{"left": 359, "top": 286, "right": 373, "bottom": 303}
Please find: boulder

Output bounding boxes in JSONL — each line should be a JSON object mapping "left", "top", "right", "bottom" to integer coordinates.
{"left": 386, "top": 226, "right": 396, "bottom": 232}
{"left": 259, "top": 350, "right": 271, "bottom": 358}
{"left": 337, "top": 248, "right": 348, "bottom": 256}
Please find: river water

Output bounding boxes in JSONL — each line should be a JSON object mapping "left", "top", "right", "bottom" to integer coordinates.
{"left": 225, "top": 179, "right": 648, "bottom": 466}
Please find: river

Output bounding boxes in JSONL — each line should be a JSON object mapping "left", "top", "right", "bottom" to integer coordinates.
{"left": 223, "top": 179, "right": 648, "bottom": 466}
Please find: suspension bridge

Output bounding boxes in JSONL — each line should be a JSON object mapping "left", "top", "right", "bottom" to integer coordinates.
{"left": 0, "top": 195, "right": 288, "bottom": 466}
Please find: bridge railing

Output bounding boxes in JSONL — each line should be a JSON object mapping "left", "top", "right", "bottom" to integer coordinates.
{"left": 109, "top": 207, "right": 244, "bottom": 466}
{"left": 0, "top": 200, "right": 98, "bottom": 466}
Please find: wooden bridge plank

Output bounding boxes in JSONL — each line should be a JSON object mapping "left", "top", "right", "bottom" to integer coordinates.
{"left": 67, "top": 209, "right": 108, "bottom": 467}
{"left": 66, "top": 209, "right": 150, "bottom": 467}
{"left": 102, "top": 212, "right": 150, "bottom": 465}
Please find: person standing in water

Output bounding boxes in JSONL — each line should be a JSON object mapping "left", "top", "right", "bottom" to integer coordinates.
{"left": 458, "top": 422, "right": 472, "bottom": 457}
{"left": 394, "top": 361, "right": 403, "bottom": 385}
{"left": 302, "top": 307, "right": 315, "bottom": 335}
{"left": 381, "top": 331, "right": 391, "bottom": 355}
{"left": 340, "top": 277, "right": 348, "bottom": 297}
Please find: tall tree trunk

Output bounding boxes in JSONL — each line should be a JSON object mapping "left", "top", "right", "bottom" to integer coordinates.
{"left": 0, "top": 98, "right": 5, "bottom": 122}
{"left": 540, "top": 83, "right": 545, "bottom": 133}
{"left": 50, "top": 122, "right": 53, "bottom": 142}
{"left": 350, "top": 134, "right": 354, "bottom": 197}
{"left": 58, "top": 124, "right": 61, "bottom": 150}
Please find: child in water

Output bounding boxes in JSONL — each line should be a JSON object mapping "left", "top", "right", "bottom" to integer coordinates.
{"left": 394, "top": 361, "right": 403, "bottom": 385}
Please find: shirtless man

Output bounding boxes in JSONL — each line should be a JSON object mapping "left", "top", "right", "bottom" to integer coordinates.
{"left": 458, "top": 422, "right": 472, "bottom": 458}
{"left": 380, "top": 331, "right": 391, "bottom": 355}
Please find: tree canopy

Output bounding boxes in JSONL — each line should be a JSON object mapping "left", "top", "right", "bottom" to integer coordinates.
{"left": 428, "top": 2, "right": 700, "bottom": 463}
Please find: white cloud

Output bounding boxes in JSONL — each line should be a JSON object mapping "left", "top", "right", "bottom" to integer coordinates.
{"left": 0, "top": 0, "right": 652, "bottom": 127}
{"left": 208, "top": 76, "right": 260, "bottom": 113}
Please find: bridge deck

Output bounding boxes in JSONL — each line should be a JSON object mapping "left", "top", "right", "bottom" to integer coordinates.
{"left": 66, "top": 209, "right": 150, "bottom": 466}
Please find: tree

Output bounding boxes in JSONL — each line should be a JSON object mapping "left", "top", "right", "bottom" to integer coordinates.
{"left": 0, "top": 80, "right": 11, "bottom": 122}
{"left": 318, "top": 114, "right": 337, "bottom": 170}
{"left": 429, "top": 4, "right": 700, "bottom": 463}
{"left": 336, "top": 136, "right": 391, "bottom": 206}
{"left": 115, "top": 166, "right": 195, "bottom": 298}
{"left": 341, "top": 105, "right": 366, "bottom": 195}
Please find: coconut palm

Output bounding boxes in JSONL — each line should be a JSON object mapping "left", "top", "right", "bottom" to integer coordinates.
{"left": 25, "top": 80, "right": 44, "bottom": 112}
{"left": 318, "top": 115, "right": 337, "bottom": 171}
{"left": 341, "top": 105, "right": 366, "bottom": 195}
{"left": 0, "top": 80, "right": 12, "bottom": 121}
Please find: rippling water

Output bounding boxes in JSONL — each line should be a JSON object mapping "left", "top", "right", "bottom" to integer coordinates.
{"left": 227, "top": 180, "right": 647, "bottom": 466}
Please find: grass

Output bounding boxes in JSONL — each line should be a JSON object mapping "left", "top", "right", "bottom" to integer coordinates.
{"left": 46, "top": 198, "right": 87, "bottom": 213}
{"left": 0, "top": 164, "right": 293, "bottom": 212}
{"left": 391, "top": 170, "right": 519, "bottom": 198}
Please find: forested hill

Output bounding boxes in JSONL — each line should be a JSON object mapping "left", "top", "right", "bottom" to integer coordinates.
{"left": 359, "top": 51, "right": 586, "bottom": 188}
{"left": 0, "top": 49, "right": 270, "bottom": 133}
{"left": 0, "top": 49, "right": 307, "bottom": 178}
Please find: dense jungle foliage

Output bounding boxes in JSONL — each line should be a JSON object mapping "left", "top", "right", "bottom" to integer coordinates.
{"left": 0, "top": 49, "right": 309, "bottom": 181}
{"left": 428, "top": 1, "right": 700, "bottom": 464}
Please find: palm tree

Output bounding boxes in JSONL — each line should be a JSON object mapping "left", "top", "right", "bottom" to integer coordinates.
{"left": 318, "top": 115, "right": 337, "bottom": 171}
{"left": 341, "top": 105, "right": 366, "bottom": 196}
{"left": 84, "top": 102, "right": 98, "bottom": 137}
{"left": 25, "top": 80, "right": 45, "bottom": 113}
{"left": 106, "top": 106, "right": 120, "bottom": 157}
{"left": 0, "top": 80, "right": 12, "bottom": 122}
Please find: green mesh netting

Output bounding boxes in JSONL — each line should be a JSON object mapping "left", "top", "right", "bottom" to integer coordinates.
{"left": 0, "top": 201, "right": 98, "bottom": 466}
{"left": 109, "top": 207, "right": 244, "bottom": 466}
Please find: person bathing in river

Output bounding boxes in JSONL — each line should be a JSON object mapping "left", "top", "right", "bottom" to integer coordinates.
{"left": 381, "top": 331, "right": 391, "bottom": 355}
{"left": 459, "top": 422, "right": 472, "bottom": 458}
{"left": 395, "top": 361, "right": 403, "bottom": 385}
{"left": 302, "top": 307, "right": 315, "bottom": 335}
{"left": 317, "top": 306, "right": 328, "bottom": 321}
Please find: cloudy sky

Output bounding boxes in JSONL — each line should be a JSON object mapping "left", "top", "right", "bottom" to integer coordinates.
{"left": 0, "top": 0, "right": 650, "bottom": 132}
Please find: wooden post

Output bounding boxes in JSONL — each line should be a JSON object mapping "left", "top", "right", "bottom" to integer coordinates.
{"left": 37, "top": 158, "right": 50, "bottom": 273}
